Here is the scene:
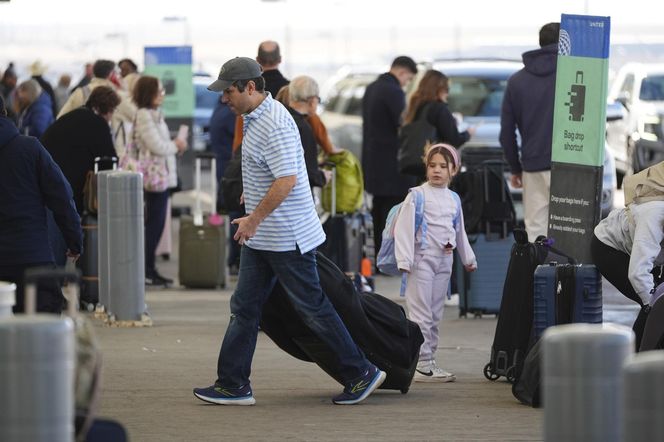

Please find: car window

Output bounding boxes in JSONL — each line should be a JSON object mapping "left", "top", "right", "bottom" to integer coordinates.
{"left": 195, "top": 83, "right": 219, "bottom": 110}
{"left": 639, "top": 75, "right": 664, "bottom": 101}
{"left": 447, "top": 77, "right": 508, "bottom": 117}
{"left": 620, "top": 73, "right": 634, "bottom": 102}
{"left": 344, "top": 85, "right": 366, "bottom": 116}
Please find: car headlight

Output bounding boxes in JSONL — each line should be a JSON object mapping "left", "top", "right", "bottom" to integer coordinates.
{"left": 640, "top": 114, "right": 662, "bottom": 141}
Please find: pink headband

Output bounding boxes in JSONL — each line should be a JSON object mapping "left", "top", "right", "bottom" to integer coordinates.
{"left": 429, "top": 143, "right": 460, "bottom": 168}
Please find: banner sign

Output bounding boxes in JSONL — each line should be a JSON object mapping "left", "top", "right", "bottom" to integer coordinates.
{"left": 144, "top": 46, "right": 194, "bottom": 118}
{"left": 144, "top": 46, "right": 195, "bottom": 189}
{"left": 548, "top": 14, "right": 610, "bottom": 263}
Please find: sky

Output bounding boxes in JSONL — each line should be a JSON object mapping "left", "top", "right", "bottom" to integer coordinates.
{"left": 2, "top": 0, "right": 663, "bottom": 85}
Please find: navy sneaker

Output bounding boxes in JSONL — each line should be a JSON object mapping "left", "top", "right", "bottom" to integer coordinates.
{"left": 193, "top": 383, "right": 256, "bottom": 406}
{"left": 332, "top": 365, "right": 386, "bottom": 405}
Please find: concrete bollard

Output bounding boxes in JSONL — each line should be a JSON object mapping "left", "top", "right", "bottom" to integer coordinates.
{"left": 97, "top": 170, "right": 112, "bottom": 313}
{"left": 106, "top": 171, "right": 145, "bottom": 321}
{"left": 543, "top": 323, "right": 634, "bottom": 442}
{"left": 0, "top": 281, "right": 15, "bottom": 318}
{"left": 0, "top": 276, "right": 75, "bottom": 442}
{"left": 623, "top": 351, "right": 664, "bottom": 442}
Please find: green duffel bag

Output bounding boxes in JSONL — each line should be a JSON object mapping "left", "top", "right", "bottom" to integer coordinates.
{"left": 322, "top": 150, "right": 364, "bottom": 214}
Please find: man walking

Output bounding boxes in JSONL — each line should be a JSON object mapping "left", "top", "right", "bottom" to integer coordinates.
{"left": 193, "top": 57, "right": 385, "bottom": 406}
{"left": 500, "top": 22, "right": 560, "bottom": 240}
{"left": 362, "top": 56, "right": 418, "bottom": 263}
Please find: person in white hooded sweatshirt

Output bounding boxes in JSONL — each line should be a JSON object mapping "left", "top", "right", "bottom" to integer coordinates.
{"left": 394, "top": 143, "right": 477, "bottom": 382}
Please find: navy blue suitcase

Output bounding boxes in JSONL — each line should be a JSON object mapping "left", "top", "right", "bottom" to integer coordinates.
{"left": 456, "top": 233, "right": 512, "bottom": 317}
{"left": 532, "top": 263, "right": 603, "bottom": 340}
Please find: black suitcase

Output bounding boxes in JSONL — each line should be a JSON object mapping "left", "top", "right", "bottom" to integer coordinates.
{"left": 260, "top": 252, "right": 423, "bottom": 393}
{"left": 318, "top": 165, "right": 365, "bottom": 273}
{"left": 483, "top": 229, "right": 546, "bottom": 382}
{"left": 80, "top": 156, "right": 116, "bottom": 311}
{"left": 483, "top": 231, "right": 575, "bottom": 382}
{"left": 634, "top": 295, "right": 664, "bottom": 351}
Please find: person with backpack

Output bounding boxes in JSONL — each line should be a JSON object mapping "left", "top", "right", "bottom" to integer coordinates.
{"left": 401, "top": 70, "right": 476, "bottom": 179}
{"left": 394, "top": 143, "right": 476, "bottom": 382}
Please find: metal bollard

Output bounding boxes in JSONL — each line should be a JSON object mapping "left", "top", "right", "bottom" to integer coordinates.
{"left": 106, "top": 171, "right": 145, "bottom": 321}
{"left": 97, "top": 170, "right": 112, "bottom": 313}
{"left": 623, "top": 352, "right": 664, "bottom": 442}
{"left": 543, "top": 323, "right": 634, "bottom": 442}
{"left": 0, "top": 281, "right": 15, "bottom": 318}
{"left": 0, "top": 271, "right": 76, "bottom": 442}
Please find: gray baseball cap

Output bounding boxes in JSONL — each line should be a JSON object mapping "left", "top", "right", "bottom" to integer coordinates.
{"left": 208, "top": 57, "right": 263, "bottom": 92}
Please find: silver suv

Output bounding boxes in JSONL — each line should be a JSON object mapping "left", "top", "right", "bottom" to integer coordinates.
{"left": 320, "top": 59, "right": 616, "bottom": 217}
{"left": 606, "top": 62, "right": 664, "bottom": 182}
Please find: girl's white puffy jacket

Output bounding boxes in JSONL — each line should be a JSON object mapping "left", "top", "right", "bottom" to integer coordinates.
{"left": 394, "top": 182, "right": 477, "bottom": 273}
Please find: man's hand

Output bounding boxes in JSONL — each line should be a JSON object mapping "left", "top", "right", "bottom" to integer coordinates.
{"left": 510, "top": 174, "right": 523, "bottom": 189}
{"left": 232, "top": 215, "right": 259, "bottom": 245}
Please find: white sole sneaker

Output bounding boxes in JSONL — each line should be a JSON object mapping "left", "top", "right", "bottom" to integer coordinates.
{"left": 413, "top": 369, "right": 457, "bottom": 383}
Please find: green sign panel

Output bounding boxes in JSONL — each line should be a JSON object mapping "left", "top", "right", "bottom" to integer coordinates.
{"left": 552, "top": 56, "right": 609, "bottom": 167}
{"left": 548, "top": 14, "right": 611, "bottom": 263}
{"left": 143, "top": 46, "right": 194, "bottom": 118}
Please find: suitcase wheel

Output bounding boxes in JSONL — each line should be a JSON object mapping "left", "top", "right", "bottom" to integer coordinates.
{"left": 483, "top": 362, "right": 499, "bottom": 381}
{"left": 506, "top": 366, "right": 517, "bottom": 384}
{"left": 400, "top": 387, "right": 408, "bottom": 394}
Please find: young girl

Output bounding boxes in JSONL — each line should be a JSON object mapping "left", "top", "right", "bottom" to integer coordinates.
{"left": 394, "top": 143, "right": 477, "bottom": 382}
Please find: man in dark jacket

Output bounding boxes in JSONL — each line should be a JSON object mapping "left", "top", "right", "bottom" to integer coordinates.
{"left": 499, "top": 22, "right": 560, "bottom": 240}
{"left": 362, "top": 56, "right": 418, "bottom": 261}
{"left": 257, "top": 40, "right": 289, "bottom": 97}
{"left": 0, "top": 95, "right": 82, "bottom": 313}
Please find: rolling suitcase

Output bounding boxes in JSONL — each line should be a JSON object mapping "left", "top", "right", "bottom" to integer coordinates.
{"left": 260, "top": 252, "right": 423, "bottom": 393}
{"left": 80, "top": 156, "right": 117, "bottom": 310}
{"left": 178, "top": 153, "right": 226, "bottom": 288}
{"left": 483, "top": 229, "right": 546, "bottom": 382}
{"left": 532, "top": 263, "right": 603, "bottom": 341}
{"left": 454, "top": 159, "right": 516, "bottom": 317}
{"left": 319, "top": 164, "right": 364, "bottom": 273}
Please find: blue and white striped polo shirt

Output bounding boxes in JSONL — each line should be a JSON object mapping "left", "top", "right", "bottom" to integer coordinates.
{"left": 241, "top": 94, "right": 325, "bottom": 253}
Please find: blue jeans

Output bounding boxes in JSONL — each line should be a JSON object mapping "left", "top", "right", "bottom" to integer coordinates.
{"left": 216, "top": 245, "right": 369, "bottom": 388}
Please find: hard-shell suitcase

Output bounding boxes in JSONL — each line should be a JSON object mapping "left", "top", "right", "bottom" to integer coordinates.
{"left": 318, "top": 164, "right": 364, "bottom": 273}
{"left": 260, "top": 252, "right": 423, "bottom": 393}
{"left": 178, "top": 153, "right": 226, "bottom": 288}
{"left": 456, "top": 233, "right": 512, "bottom": 317}
{"left": 80, "top": 156, "right": 117, "bottom": 310}
{"left": 532, "top": 263, "right": 603, "bottom": 341}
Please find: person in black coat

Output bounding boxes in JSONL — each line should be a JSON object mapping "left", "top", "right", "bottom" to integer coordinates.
{"left": 362, "top": 56, "right": 418, "bottom": 262}
{"left": 0, "top": 95, "right": 82, "bottom": 314}
{"left": 403, "top": 69, "right": 476, "bottom": 178}
{"left": 257, "top": 40, "right": 290, "bottom": 98}
{"left": 41, "top": 86, "right": 120, "bottom": 214}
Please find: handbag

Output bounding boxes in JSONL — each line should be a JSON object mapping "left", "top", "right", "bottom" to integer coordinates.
{"left": 397, "top": 102, "right": 437, "bottom": 177}
{"left": 118, "top": 117, "right": 169, "bottom": 193}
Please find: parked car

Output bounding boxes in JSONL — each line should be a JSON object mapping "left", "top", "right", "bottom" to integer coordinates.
{"left": 321, "top": 59, "right": 616, "bottom": 217}
{"left": 193, "top": 74, "right": 220, "bottom": 151}
{"left": 606, "top": 62, "right": 664, "bottom": 183}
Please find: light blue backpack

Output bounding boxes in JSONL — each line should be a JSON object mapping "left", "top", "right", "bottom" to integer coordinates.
{"left": 376, "top": 188, "right": 461, "bottom": 277}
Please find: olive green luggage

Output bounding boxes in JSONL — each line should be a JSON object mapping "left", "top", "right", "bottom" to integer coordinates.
{"left": 178, "top": 153, "right": 226, "bottom": 288}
